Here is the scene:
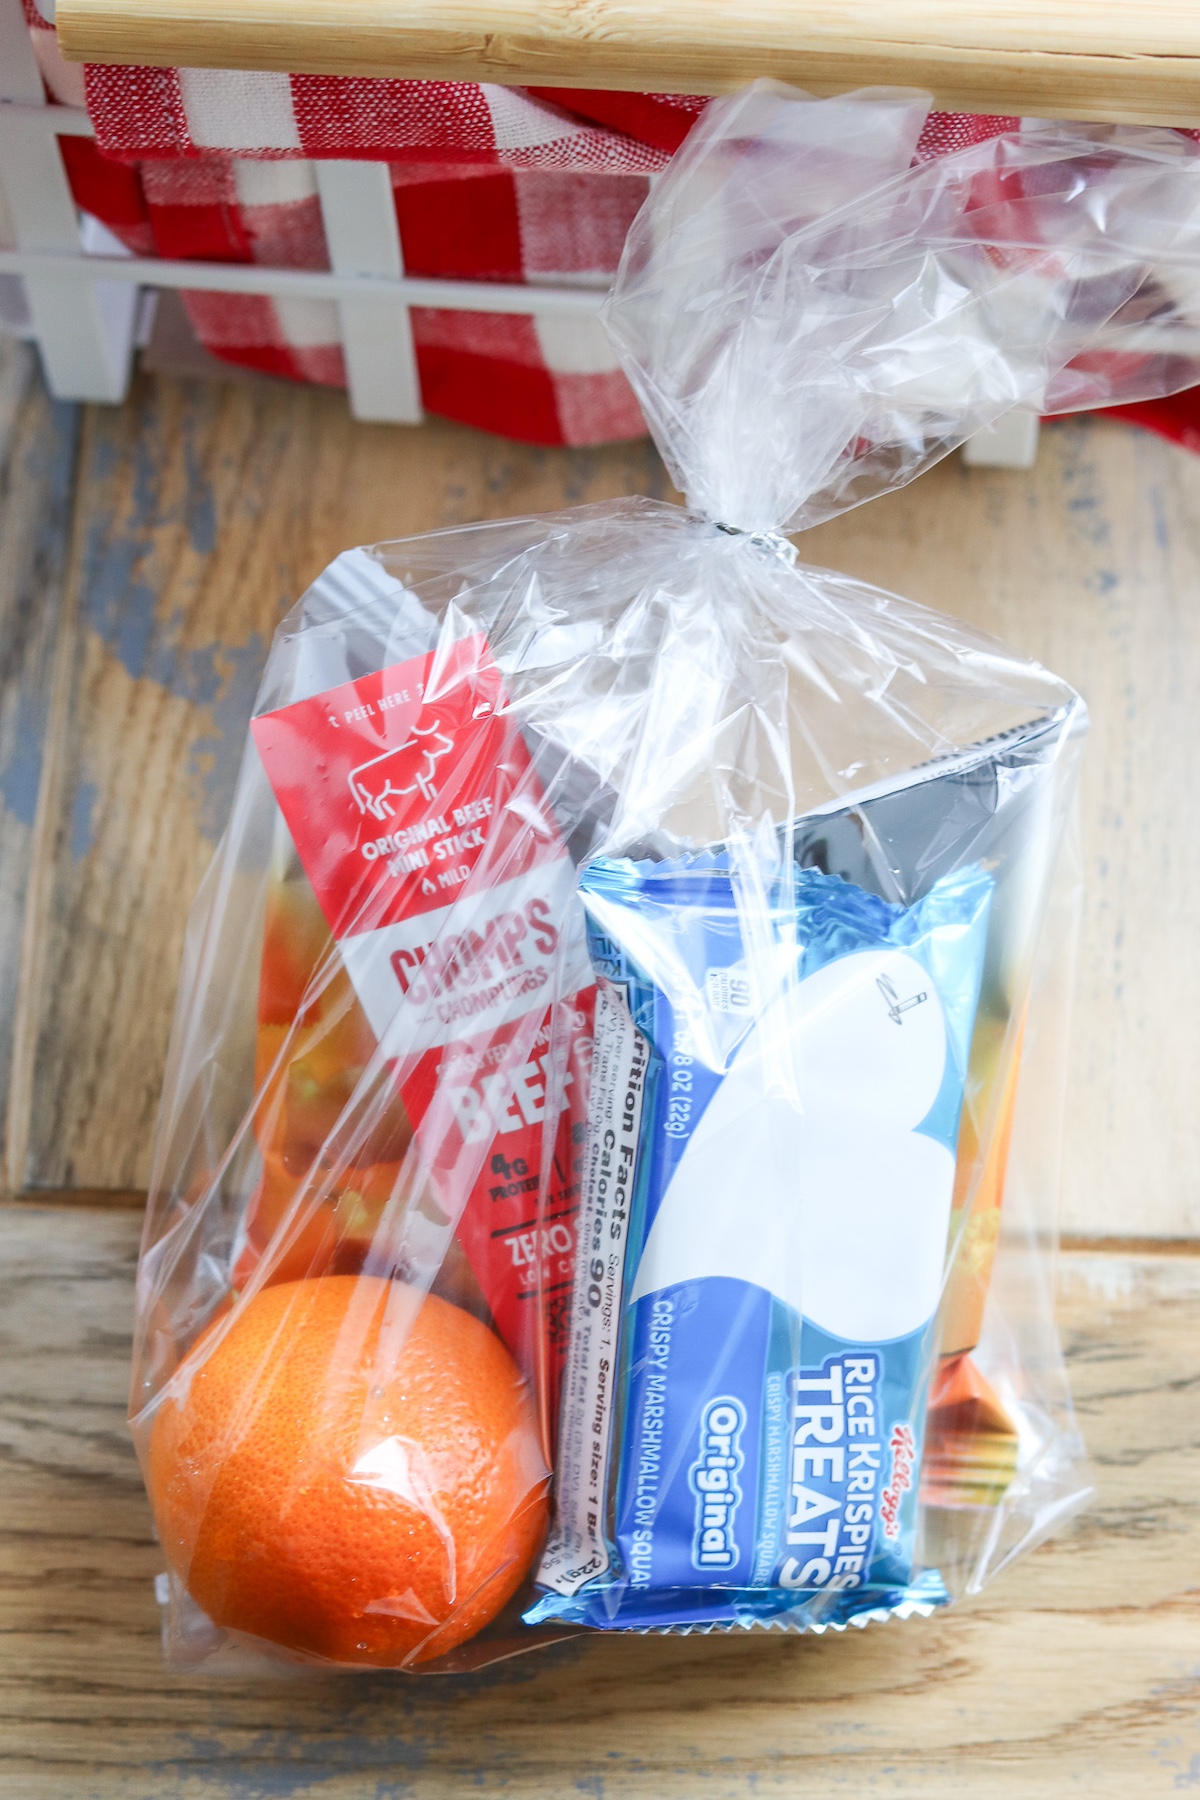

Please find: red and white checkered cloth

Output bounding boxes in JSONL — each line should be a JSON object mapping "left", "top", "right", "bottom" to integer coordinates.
{"left": 21, "top": 8, "right": 1200, "bottom": 454}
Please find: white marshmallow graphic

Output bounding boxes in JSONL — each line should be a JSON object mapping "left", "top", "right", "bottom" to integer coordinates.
{"left": 628, "top": 948, "right": 954, "bottom": 1343}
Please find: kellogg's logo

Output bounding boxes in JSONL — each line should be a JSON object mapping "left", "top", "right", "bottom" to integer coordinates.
{"left": 880, "top": 1422, "right": 916, "bottom": 1542}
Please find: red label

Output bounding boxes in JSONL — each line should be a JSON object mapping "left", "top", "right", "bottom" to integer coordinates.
{"left": 251, "top": 635, "right": 562, "bottom": 940}
{"left": 409, "top": 996, "right": 595, "bottom": 1391}
{"left": 252, "top": 633, "right": 593, "bottom": 1420}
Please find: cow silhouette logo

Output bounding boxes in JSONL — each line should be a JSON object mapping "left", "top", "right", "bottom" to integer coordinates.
{"left": 347, "top": 719, "right": 455, "bottom": 822}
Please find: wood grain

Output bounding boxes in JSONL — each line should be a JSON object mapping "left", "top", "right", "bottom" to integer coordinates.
{"left": 5, "top": 375, "right": 1200, "bottom": 1233}
{"left": 55, "top": 0, "right": 1200, "bottom": 128}
{"left": 11, "top": 373, "right": 671, "bottom": 1193}
{"left": 1, "top": 1201, "right": 1196, "bottom": 1797}
{"left": 805, "top": 416, "right": 1200, "bottom": 1239}
{"left": 0, "top": 340, "right": 79, "bottom": 1189}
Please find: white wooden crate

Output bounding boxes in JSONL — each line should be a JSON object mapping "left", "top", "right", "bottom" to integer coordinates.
{"left": 0, "top": 0, "right": 618, "bottom": 425}
{"left": 0, "top": 0, "right": 1044, "bottom": 459}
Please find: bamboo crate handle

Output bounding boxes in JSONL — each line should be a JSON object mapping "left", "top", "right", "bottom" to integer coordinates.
{"left": 53, "top": 0, "right": 1200, "bottom": 129}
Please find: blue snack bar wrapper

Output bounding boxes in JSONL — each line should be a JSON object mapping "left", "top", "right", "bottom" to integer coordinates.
{"left": 530, "top": 856, "right": 992, "bottom": 1633}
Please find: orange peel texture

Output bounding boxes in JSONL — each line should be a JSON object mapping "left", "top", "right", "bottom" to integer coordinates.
{"left": 149, "top": 1277, "right": 549, "bottom": 1666}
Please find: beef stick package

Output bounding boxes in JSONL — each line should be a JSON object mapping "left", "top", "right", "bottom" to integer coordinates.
{"left": 133, "top": 84, "right": 1200, "bottom": 1669}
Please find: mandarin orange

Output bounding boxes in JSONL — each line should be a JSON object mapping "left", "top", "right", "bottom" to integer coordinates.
{"left": 148, "top": 1276, "right": 548, "bottom": 1666}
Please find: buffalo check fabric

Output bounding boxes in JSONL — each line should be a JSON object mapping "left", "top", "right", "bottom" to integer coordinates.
{"left": 85, "top": 67, "right": 695, "bottom": 169}
{"left": 20, "top": 7, "right": 1200, "bottom": 452}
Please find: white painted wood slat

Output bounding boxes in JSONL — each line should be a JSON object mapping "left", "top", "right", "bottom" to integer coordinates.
{"left": 316, "top": 159, "right": 423, "bottom": 425}
{"left": 0, "top": 0, "right": 136, "bottom": 403}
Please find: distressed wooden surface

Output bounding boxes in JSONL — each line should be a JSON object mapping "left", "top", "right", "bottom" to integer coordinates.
{"left": 7, "top": 371, "right": 670, "bottom": 1193}
{"left": 1, "top": 360, "right": 1198, "bottom": 1796}
{"left": 0, "top": 341, "right": 78, "bottom": 1186}
{"left": 2, "top": 369, "right": 1198, "bottom": 1231}
{"left": 807, "top": 417, "right": 1200, "bottom": 1240}
{"left": 1, "top": 1202, "right": 1197, "bottom": 1797}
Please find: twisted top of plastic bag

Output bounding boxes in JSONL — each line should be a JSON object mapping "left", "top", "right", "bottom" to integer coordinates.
{"left": 604, "top": 83, "right": 1200, "bottom": 534}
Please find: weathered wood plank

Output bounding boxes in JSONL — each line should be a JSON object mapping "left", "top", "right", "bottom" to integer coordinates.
{"left": 0, "top": 340, "right": 79, "bottom": 1187}
{"left": 12, "top": 373, "right": 671, "bottom": 1193}
{"left": 806, "top": 417, "right": 1200, "bottom": 1239}
{"left": 8, "top": 377, "right": 1200, "bottom": 1239}
{"left": 0, "top": 1203, "right": 1196, "bottom": 1796}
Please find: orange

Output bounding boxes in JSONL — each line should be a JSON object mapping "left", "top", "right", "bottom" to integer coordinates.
{"left": 148, "top": 1277, "right": 549, "bottom": 1667}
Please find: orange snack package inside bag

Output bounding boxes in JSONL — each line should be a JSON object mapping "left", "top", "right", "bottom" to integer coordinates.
{"left": 923, "top": 1015, "right": 1027, "bottom": 1513}
{"left": 241, "top": 877, "right": 408, "bottom": 1288}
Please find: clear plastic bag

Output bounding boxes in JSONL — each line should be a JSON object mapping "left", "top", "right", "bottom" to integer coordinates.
{"left": 133, "top": 83, "right": 1200, "bottom": 1670}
